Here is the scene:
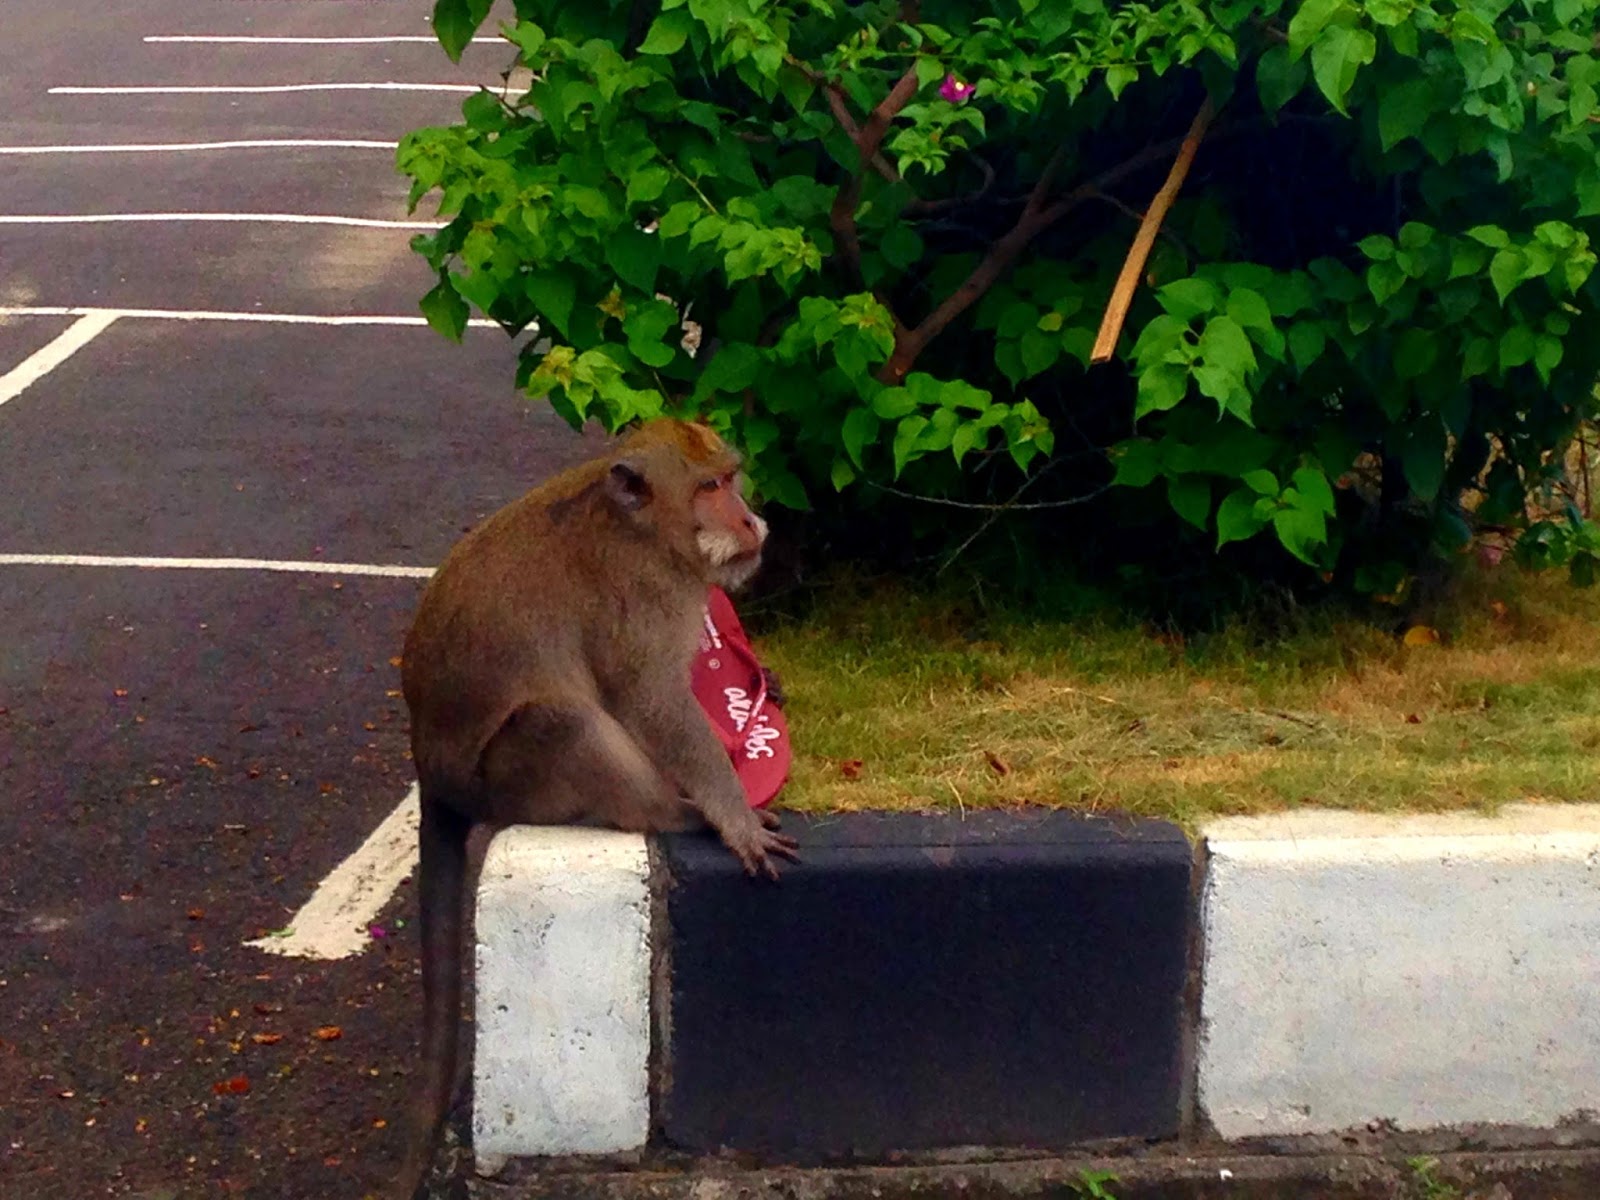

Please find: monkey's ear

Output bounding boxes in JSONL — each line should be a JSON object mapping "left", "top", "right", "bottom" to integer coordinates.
{"left": 606, "top": 461, "right": 652, "bottom": 511}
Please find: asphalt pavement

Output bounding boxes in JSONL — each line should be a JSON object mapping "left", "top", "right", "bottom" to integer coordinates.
{"left": 0, "top": 3, "right": 591, "bottom": 1196}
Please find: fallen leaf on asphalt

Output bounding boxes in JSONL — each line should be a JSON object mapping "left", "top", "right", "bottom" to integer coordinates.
{"left": 1402, "top": 624, "right": 1441, "bottom": 646}
{"left": 253, "top": 1003, "right": 283, "bottom": 1017}
{"left": 113, "top": 689, "right": 128, "bottom": 699}
{"left": 194, "top": 756, "right": 218, "bottom": 770}
{"left": 318, "top": 782, "right": 337, "bottom": 796}
{"left": 250, "top": 1033, "right": 282, "bottom": 1046}
{"left": 313, "top": 1026, "right": 342, "bottom": 1042}
{"left": 57, "top": 1090, "right": 74, "bottom": 1099}
{"left": 238, "top": 723, "right": 261, "bottom": 734}
{"left": 840, "top": 759, "right": 864, "bottom": 780}
{"left": 372, "top": 1118, "right": 387, "bottom": 1129}
{"left": 983, "top": 750, "right": 1010, "bottom": 776}
{"left": 186, "top": 908, "right": 204, "bottom": 921}
{"left": 388, "top": 657, "right": 403, "bottom": 668}
{"left": 212, "top": 1076, "right": 250, "bottom": 1096}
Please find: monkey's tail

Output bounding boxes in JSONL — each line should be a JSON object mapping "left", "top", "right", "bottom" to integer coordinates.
{"left": 395, "top": 791, "right": 472, "bottom": 1199}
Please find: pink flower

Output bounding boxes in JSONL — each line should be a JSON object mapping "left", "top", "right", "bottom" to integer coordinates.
{"left": 939, "top": 73, "right": 975, "bottom": 104}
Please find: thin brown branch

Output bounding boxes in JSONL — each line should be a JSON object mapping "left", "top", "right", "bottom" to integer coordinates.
{"left": 830, "top": 65, "right": 920, "bottom": 295}
{"left": 906, "top": 154, "right": 996, "bottom": 215}
{"left": 875, "top": 130, "right": 1201, "bottom": 383}
{"left": 1090, "top": 96, "right": 1216, "bottom": 364}
{"left": 787, "top": 54, "right": 900, "bottom": 182}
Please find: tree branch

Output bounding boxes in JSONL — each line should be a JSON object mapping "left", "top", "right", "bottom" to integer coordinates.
{"left": 874, "top": 130, "right": 1203, "bottom": 383}
{"left": 830, "top": 66, "right": 920, "bottom": 293}
{"left": 1090, "top": 96, "right": 1215, "bottom": 364}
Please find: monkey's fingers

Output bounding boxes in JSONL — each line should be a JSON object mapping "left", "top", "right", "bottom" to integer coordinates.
{"left": 757, "top": 808, "right": 783, "bottom": 830}
{"left": 761, "top": 830, "right": 801, "bottom": 860}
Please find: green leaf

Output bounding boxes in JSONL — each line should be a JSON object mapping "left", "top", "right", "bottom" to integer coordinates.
{"left": 1111, "top": 438, "right": 1162, "bottom": 488}
{"left": 1499, "top": 324, "right": 1537, "bottom": 370}
{"left": 1394, "top": 327, "right": 1438, "bottom": 379}
{"left": 1256, "top": 44, "right": 1308, "bottom": 113}
{"left": 1465, "top": 225, "right": 1510, "bottom": 249}
{"left": 657, "top": 201, "right": 701, "bottom": 239}
{"left": 1309, "top": 25, "right": 1375, "bottom": 115}
{"left": 1168, "top": 475, "right": 1212, "bottom": 530}
{"left": 1400, "top": 421, "right": 1447, "bottom": 502}
{"left": 1216, "top": 486, "right": 1270, "bottom": 547}
{"left": 623, "top": 300, "right": 679, "bottom": 368}
{"left": 830, "top": 456, "right": 856, "bottom": 492}
{"left": 1135, "top": 365, "right": 1188, "bottom": 418}
{"left": 506, "top": 21, "right": 546, "bottom": 61}
{"left": 1241, "top": 468, "right": 1279, "bottom": 496}
{"left": 698, "top": 343, "right": 762, "bottom": 395}
{"left": 1358, "top": 235, "right": 1395, "bottom": 261}
{"left": 1489, "top": 248, "right": 1525, "bottom": 303}
{"left": 1534, "top": 334, "right": 1564, "bottom": 383}
{"left": 1226, "top": 287, "right": 1273, "bottom": 332}
{"left": 1156, "top": 278, "right": 1221, "bottom": 320}
{"left": 872, "top": 387, "right": 918, "bottom": 419}
{"left": 1105, "top": 64, "right": 1139, "bottom": 99}
{"left": 1291, "top": 465, "right": 1336, "bottom": 515}
{"left": 432, "top": 0, "right": 493, "bottom": 61}
{"left": 1286, "top": 0, "right": 1348, "bottom": 61}
{"left": 892, "top": 415, "right": 930, "bottom": 478}
{"left": 841, "top": 408, "right": 880, "bottom": 468}
{"left": 627, "top": 167, "right": 672, "bottom": 206}
{"left": 420, "top": 277, "right": 469, "bottom": 341}
{"left": 881, "top": 225, "right": 924, "bottom": 271}
{"left": 1272, "top": 503, "right": 1328, "bottom": 564}
{"left": 605, "top": 229, "right": 662, "bottom": 294}
{"left": 1019, "top": 328, "right": 1061, "bottom": 378}
{"left": 637, "top": 9, "right": 693, "bottom": 55}
{"left": 1378, "top": 79, "right": 1432, "bottom": 149}
{"left": 525, "top": 271, "right": 576, "bottom": 338}
{"left": 1287, "top": 322, "right": 1327, "bottom": 372}
{"left": 1198, "top": 315, "right": 1257, "bottom": 376}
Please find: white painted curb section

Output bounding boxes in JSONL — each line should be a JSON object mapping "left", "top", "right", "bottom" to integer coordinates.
{"left": 1198, "top": 804, "right": 1600, "bottom": 1140}
{"left": 473, "top": 827, "right": 652, "bottom": 1166}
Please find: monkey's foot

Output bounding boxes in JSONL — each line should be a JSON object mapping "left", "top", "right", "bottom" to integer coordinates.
{"left": 726, "top": 822, "right": 800, "bottom": 881}
{"left": 757, "top": 807, "right": 783, "bottom": 831}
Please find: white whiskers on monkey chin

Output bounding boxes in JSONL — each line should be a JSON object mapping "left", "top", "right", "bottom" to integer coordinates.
{"left": 697, "top": 528, "right": 745, "bottom": 566}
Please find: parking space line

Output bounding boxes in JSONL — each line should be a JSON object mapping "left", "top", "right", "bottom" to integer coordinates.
{"left": 0, "top": 311, "right": 120, "bottom": 407}
{"left": 0, "top": 554, "right": 435, "bottom": 577}
{"left": 0, "top": 305, "right": 501, "bottom": 328}
{"left": 0, "top": 139, "right": 398, "bottom": 155}
{"left": 246, "top": 785, "right": 421, "bottom": 960}
{"left": 0, "top": 213, "right": 443, "bottom": 229}
{"left": 144, "top": 35, "right": 501, "bottom": 45}
{"left": 51, "top": 82, "right": 479, "bottom": 95}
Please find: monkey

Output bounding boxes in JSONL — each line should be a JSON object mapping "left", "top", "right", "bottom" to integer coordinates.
{"left": 392, "top": 417, "right": 800, "bottom": 1197}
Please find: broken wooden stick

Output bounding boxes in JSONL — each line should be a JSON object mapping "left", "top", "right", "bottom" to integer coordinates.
{"left": 1090, "top": 96, "right": 1217, "bottom": 365}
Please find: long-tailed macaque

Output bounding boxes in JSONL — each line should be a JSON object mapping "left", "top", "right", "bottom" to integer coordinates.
{"left": 392, "top": 418, "right": 799, "bottom": 1196}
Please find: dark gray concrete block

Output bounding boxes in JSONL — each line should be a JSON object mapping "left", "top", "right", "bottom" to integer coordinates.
{"left": 655, "top": 810, "right": 1193, "bottom": 1160}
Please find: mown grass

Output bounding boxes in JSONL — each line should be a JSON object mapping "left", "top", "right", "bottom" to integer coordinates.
{"left": 754, "top": 564, "right": 1600, "bottom": 829}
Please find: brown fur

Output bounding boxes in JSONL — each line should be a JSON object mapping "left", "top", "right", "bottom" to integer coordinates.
{"left": 392, "top": 419, "right": 798, "bottom": 1197}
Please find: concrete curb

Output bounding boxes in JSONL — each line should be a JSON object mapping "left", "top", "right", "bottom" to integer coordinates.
{"left": 467, "top": 803, "right": 1600, "bottom": 1187}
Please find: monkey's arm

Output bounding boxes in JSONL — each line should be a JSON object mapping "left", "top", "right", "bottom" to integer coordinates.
{"left": 616, "top": 690, "right": 798, "bottom": 878}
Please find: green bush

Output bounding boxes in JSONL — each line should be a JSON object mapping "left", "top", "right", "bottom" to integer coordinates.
{"left": 400, "top": 0, "right": 1600, "bottom": 595}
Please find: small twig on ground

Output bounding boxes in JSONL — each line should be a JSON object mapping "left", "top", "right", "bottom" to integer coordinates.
{"left": 1090, "top": 96, "right": 1216, "bottom": 364}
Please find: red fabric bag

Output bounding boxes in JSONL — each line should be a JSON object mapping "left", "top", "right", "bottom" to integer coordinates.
{"left": 690, "top": 587, "right": 791, "bottom": 808}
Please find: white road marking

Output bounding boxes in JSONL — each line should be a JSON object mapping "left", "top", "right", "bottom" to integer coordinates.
{"left": 0, "top": 305, "right": 499, "bottom": 328}
{"left": 246, "top": 786, "right": 422, "bottom": 960}
{"left": 0, "top": 554, "right": 435, "bottom": 577}
{"left": 50, "top": 82, "right": 480, "bottom": 95}
{"left": 0, "top": 212, "right": 443, "bottom": 229}
{"left": 0, "top": 311, "right": 119, "bottom": 408}
{"left": 0, "top": 139, "right": 398, "bottom": 155}
{"left": 144, "top": 35, "right": 502, "bottom": 45}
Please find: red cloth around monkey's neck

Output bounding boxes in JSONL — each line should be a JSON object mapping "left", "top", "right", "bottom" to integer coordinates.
{"left": 690, "top": 587, "right": 791, "bottom": 808}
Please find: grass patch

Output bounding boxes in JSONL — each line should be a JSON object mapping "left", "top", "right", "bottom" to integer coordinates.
{"left": 754, "top": 565, "right": 1600, "bottom": 828}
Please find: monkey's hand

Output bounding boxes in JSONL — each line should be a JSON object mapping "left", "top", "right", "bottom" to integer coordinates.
{"left": 722, "top": 814, "right": 801, "bottom": 881}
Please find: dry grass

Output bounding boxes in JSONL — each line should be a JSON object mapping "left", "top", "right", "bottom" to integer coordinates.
{"left": 755, "top": 564, "right": 1600, "bottom": 829}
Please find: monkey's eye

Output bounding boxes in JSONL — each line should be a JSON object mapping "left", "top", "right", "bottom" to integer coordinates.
{"left": 696, "top": 473, "right": 734, "bottom": 494}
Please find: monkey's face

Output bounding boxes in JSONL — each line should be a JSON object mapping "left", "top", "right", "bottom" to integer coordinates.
{"left": 604, "top": 419, "right": 768, "bottom": 589}
{"left": 691, "top": 470, "right": 767, "bottom": 590}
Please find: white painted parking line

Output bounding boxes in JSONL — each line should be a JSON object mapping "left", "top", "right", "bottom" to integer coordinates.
{"left": 144, "top": 35, "right": 502, "bottom": 45}
{"left": 0, "top": 311, "right": 119, "bottom": 408}
{"left": 0, "top": 213, "right": 443, "bottom": 230}
{"left": 247, "top": 785, "right": 421, "bottom": 960}
{"left": 0, "top": 305, "right": 500, "bottom": 328}
{"left": 0, "top": 139, "right": 398, "bottom": 155}
{"left": 50, "top": 82, "right": 479, "bottom": 95}
{"left": 0, "top": 554, "right": 435, "bottom": 577}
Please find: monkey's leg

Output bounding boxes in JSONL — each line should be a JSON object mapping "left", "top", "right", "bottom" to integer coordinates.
{"left": 479, "top": 703, "right": 703, "bottom": 833}
{"left": 614, "top": 692, "right": 800, "bottom": 879}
